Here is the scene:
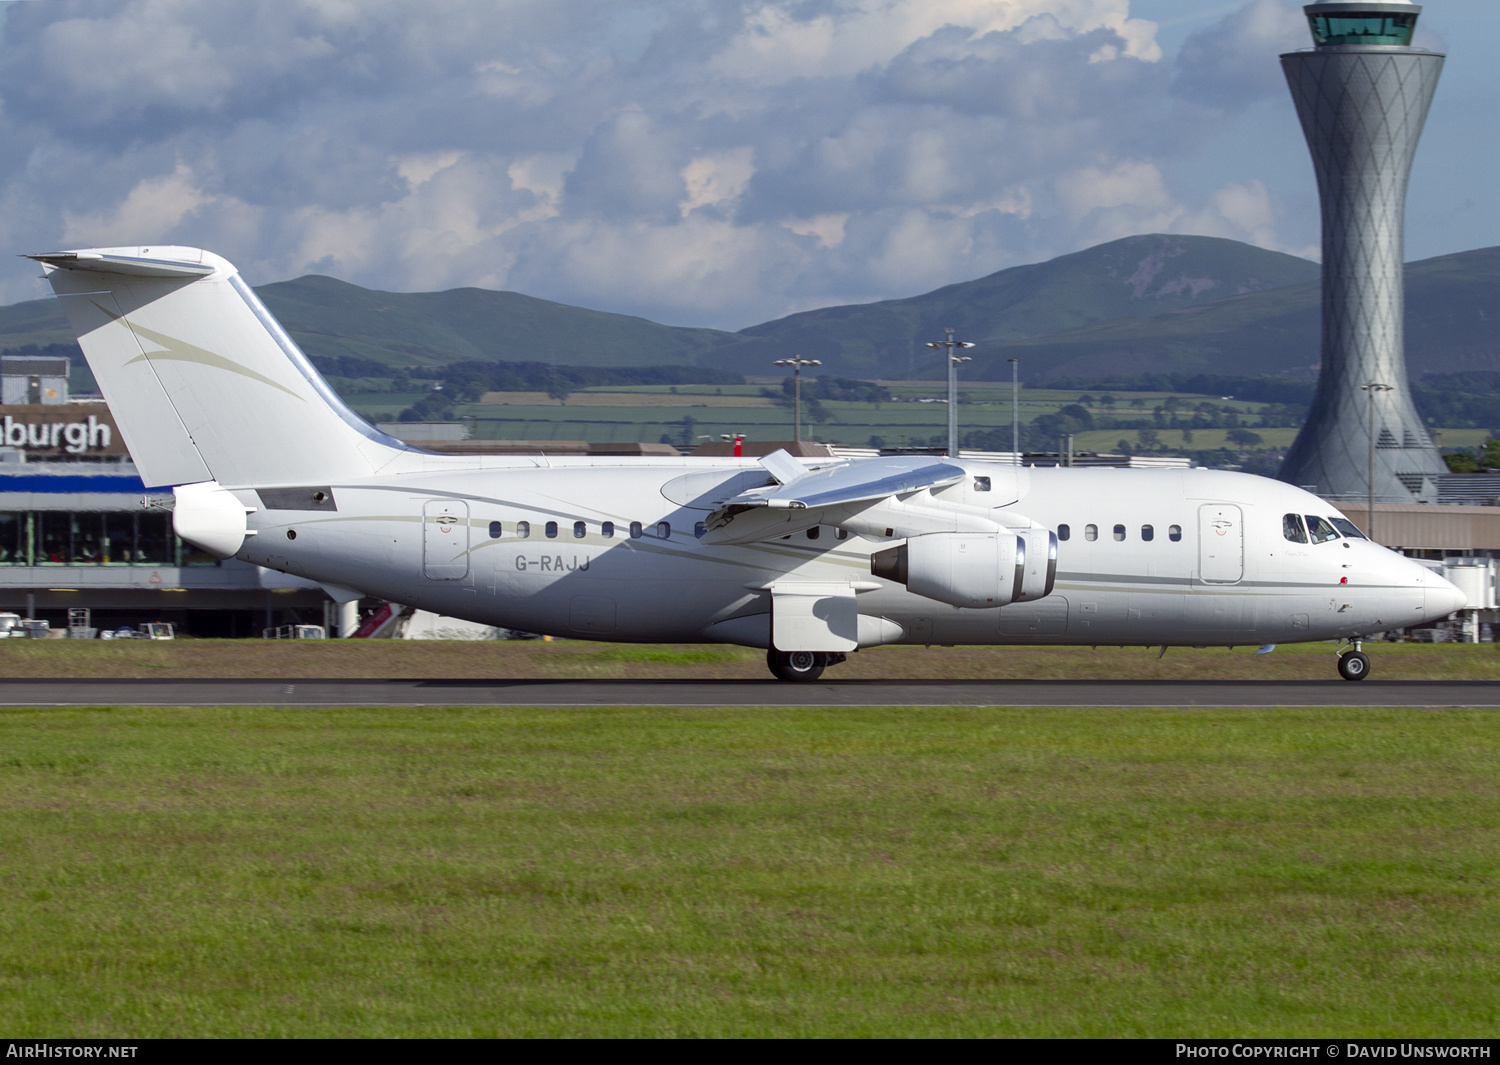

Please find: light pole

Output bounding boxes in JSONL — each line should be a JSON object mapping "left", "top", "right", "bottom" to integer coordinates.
{"left": 1362, "top": 382, "right": 1393, "bottom": 541}
{"left": 1008, "top": 357, "right": 1020, "bottom": 465}
{"left": 927, "top": 329, "right": 975, "bottom": 457}
{"left": 774, "top": 356, "right": 821, "bottom": 443}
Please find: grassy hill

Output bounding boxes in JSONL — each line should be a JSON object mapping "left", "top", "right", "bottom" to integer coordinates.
{"left": 0, "top": 275, "right": 745, "bottom": 370}
{"left": 256, "top": 276, "right": 742, "bottom": 369}
{"left": 6, "top": 235, "right": 1500, "bottom": 384}
{"left": 727, "top": 234, "right": 1320, "bottom": 378}
{"left": 0, "top": 235, "right": 1317, "bottom": 375}
{"left": 991, "top": 245, "right": 1500, "bottom": 383}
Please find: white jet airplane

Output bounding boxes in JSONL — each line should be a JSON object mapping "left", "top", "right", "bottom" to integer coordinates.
{"left": 29, "top": 246, "right": 1465, "bottom": 681}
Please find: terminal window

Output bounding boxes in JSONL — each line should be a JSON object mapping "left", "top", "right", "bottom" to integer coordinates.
{"left": 0, "top": 511, "right": 214, "bottom": 567}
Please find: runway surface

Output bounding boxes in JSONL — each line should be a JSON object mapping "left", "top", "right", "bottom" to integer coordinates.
{"left": 0, "top": 677, "right": 1494, "bottom": 708}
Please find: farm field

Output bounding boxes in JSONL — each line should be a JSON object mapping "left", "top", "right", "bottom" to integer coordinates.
{"left": 340, "top": 380, "right": 1488, "bottom": 457}
{"left": 1069, "top": 427, "right": 1301, "bottom": 451}
{"left": 0, "top": 638, "right": 1496, "bottom": 681}
{"left": 338, "top": 382, "right": 1283, "bottom": 451}
{"left": 2, "top": 702, "right": 1498, "bottom": 1036}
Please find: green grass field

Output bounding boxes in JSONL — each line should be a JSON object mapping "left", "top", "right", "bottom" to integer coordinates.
{"left": 1, "top": 638, "right": 1498, "bottom": 681}
{"left": 3, "top": 701, "right": 1500, "bottom": 1037}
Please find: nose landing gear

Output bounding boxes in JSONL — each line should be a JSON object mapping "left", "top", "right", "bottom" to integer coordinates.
{"left": 1337, "top": 639, "right": 1371, "bottom": 681}
{"left": 766, "top": 649, "right": 847, "bottom": 682}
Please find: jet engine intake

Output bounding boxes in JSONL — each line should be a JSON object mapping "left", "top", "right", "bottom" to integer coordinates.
{"left": 870, "top": 532, "right": 1023, "bottom": 608}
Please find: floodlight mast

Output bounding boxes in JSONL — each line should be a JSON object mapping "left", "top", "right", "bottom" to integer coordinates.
{"left": 1362, "top": 381, "right": 1393, "bottom": 539}
{"left": 926, "top": 328, "right": 975, "bottom": 457}
{"left": 1008, "top": 358, "right": 1020, "bottom": 465}
{"left": 773, "top": 356, "right": 821, "bottom": 443}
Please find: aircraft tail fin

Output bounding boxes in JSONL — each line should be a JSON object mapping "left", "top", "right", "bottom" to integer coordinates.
{"left": 29, "top": 247, "right": 416, "bottom": 489}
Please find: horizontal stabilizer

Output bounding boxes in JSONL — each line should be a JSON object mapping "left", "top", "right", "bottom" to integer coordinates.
{"left": 27, "top": 250, "right": 215, "bottom": 279}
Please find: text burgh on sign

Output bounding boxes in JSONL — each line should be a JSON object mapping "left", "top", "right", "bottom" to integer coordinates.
{"left": 3, "top": 415, "right": 111, "bottom": 454}
{"left": 0, "top": 405, "right": 126, "bottom": 457}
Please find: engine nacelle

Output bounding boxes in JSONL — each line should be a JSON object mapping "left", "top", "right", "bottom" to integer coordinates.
{"left": 1014, "top": 527, "right": 1058, "bottom": 601}
{"left": 871, "top": 532, "right": 1023, "bottom": 608}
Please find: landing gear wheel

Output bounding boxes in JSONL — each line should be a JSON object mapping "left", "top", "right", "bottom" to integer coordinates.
{"left": 1338, "top": 650, "right": 1371, "bottom": 682}
{"left": 767, "top": 649, "right": 826, "bottom": 682}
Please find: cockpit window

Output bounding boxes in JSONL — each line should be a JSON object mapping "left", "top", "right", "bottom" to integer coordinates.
{"left": 1283, "top": 513, "right": 1309, "bottom": 544}
{"left": 1305, "top": 515, "right": 1340, "bottom": 544}
{"left": 1329, "top": 517, "right": 1367, "bottom": 540}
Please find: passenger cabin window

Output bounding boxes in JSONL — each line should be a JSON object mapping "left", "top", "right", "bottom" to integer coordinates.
{"left": 1058, "top": 524, "right": 1070, "bottom": 541}
{"left": 807, "top": 527, "right": 820, "bottom": 540}
{"left": 573, "top": 521, "right": 586, "bottom": 539}
{"left": 545, "top": 521, "right": 558, "bottom": 539}
{"left": 488, "top": 521, "right": 502, "bottom": 539}
{"left": 695, "top": 521, "right": 707, "bottom": 539}
{"left": 1084, "top": 524, "right": 1098, "bottom": 542}
{"left": 1141, "top": 524, "right": 1153, "bottom": 542}
{"left": 1283, "top": 513, "right": 1309, "bottom": 544}
{"left": 656, "top": 521, "right": 671, "bottom": 539}
{"left": 630, "top": 521, "right": 643, "bottom": 539}
{"left": 973, "top": 476, "right": 991, "bottom": 492}
{"left": 1168, "top": 524, "right": 1182, "bottom": 542}
{"left": 835, "top": 529, "right": 849, "bottom": 541}
{"left": 1113, "top": 524, "right": 1125, "bottom": 541}
{"left": 516, "top": 521, "right": 531, "bottom": 539}
{"left": 1329, "top": 517, "right": 1367, "bottom": 540}
{"left": 1305, "top": 515, "right": 1340, "bottom": 544}
{"left": 601, "top": 521, "right": 614, "bottom": 538}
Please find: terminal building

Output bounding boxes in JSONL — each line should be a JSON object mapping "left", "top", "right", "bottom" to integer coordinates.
{"left": 0, "top": 357, "right": 328, "bottom": 635}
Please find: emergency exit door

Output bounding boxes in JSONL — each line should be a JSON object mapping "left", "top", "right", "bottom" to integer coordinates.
{"left": 423, "top": 499, "right": 470, "bottom": 580}
{"left": 1197, "top": 503, "right": 1243, "bottom": 584}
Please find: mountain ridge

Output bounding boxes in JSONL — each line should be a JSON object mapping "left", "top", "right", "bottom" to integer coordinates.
{"left": 3, "top": 235, "right": 1498, "bottom": 383}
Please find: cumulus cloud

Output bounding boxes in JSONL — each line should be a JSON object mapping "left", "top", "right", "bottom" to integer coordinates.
{"left": 1172, "top": 0, "right": 1306, "bottom": 110}
{"left": 60, "top": 164, "right": 213, "bottom": 246}
{"left": 0, "top": 0, "right": 1323, "bottom": 326}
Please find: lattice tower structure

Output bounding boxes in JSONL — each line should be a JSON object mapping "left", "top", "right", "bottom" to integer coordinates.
{"left": 1278, "top": 1, "right": 1446, "bottom": 503}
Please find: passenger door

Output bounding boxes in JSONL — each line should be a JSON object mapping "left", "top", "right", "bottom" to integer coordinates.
{"left": 1197, "top": 504, "right": 1244, "bottom": 585}
{"left": 423, "top": 499, "right": 470, "bottom": 580}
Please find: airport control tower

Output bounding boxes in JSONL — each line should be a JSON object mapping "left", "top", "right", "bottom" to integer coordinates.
{"left": 1278, "top": 1, "right": 1447, "bottom": 503}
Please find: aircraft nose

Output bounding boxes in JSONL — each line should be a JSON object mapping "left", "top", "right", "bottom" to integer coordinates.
{"left": 1426, "top": 574, "right": 1468, "bottom": 622}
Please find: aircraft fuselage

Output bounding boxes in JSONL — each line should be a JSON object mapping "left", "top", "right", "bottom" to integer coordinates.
{"left": 232, "top": 459, "right": 1455, "bottom": 649}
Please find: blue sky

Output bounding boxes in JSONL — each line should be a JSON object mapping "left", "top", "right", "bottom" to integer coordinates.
{"left": 0, "top": 0, "right": 1492, "bottom": 329}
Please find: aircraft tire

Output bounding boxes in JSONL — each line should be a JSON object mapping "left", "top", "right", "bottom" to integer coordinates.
{"left": 767, "top": 649, "right": 826, "bottom": 682}
{"left": 1337, "top": 650, "right": 1371, "bottom": 682}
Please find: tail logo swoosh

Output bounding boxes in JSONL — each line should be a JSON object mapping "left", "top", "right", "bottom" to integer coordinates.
{"left": 91, "top": 299, "right": 306, "bottom": 402}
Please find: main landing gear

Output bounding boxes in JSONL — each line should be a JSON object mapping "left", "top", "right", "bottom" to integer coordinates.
{"left": 766, "top": 649, "right": 847, "bottom": 682}
{"left": 1337, "top": 639, "right": 1371, "bottom": 682}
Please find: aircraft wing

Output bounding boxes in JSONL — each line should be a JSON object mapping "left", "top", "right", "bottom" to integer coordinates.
{"left": 702, "top": 452, "right": 966, "bottom": 545}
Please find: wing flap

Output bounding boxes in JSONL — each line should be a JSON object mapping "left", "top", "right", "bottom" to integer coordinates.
{"left": 758, "top": 448, "right": 808, "bottom": 485}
